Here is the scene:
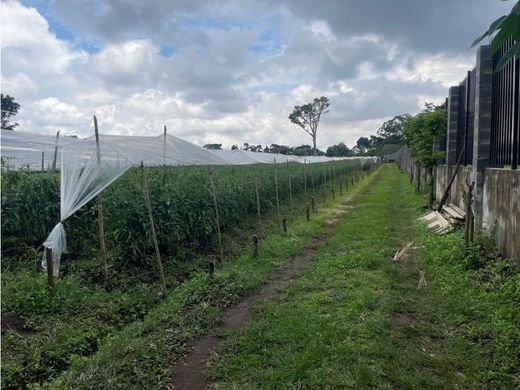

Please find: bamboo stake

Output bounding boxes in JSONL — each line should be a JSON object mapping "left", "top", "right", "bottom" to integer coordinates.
{"left": 303, "top": 159, "right": 307, "bottom": 196}
{"left": 208, "top": 166, "right": 224, "bottom": 263}
{"left": 274, "top": 158, "right": 281, "bottom": 227}
{"left": 93, "top": 116, "right": 109, "bottom": 284}
{"left": 287, "top": 160, "right": 293, "bottom": 202}
{"left": 162, "top": 125, "right": 167, "bottom": 185}
{"left": 51, "top": 130, "right": 60, "bottom": 172}
{"left": 310, "top": 163, "right": 315, "bottom": 189}
{"left": 141, "top": 161, "right": 166, "bottom": 289}
{"left": 254, "top": 167, "right": 262, "bottom": 230}
{"left": 46, "top": 246, "right": 54, "bottom": 291}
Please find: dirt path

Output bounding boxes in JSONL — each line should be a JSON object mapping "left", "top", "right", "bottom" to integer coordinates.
{"left": 170, "top": 189, "right": 368, "bottom": 389}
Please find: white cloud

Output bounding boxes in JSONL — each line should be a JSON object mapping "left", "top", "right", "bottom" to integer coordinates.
{"left": 1, "top": 0, "right": 86, "bottom": 75}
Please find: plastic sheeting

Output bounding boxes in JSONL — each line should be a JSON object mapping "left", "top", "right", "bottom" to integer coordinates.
{"left": 1, "top": 129, "right": 377, "bottom": 275}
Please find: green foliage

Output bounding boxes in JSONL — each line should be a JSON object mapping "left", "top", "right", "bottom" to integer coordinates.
{"left": 472, "top": 0, "right": 520, "bottom": 71}
{"left": 352, "top": 114, "right": 409, "bottom": 156}
{"left": 1, "top": 94, "right": 20, "bottom": 130}
{"left": 289, "top": 96, "right": 330, "bottom": 152}
{"left": 2, "top": 161, "right": 363, "bottom": 273}
{"left": 326, "top": 142, "right": 352, "bottom": 157}
{"left": 403, "top": 103, "right": 447, "bottom": 168}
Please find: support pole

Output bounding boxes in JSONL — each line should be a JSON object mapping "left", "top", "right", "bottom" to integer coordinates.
{"left": 274, "top": 158, "right": 281, "bottom": 227}
{"left": 46, "top": 246, "right": 54, "bottom": 291}
{"left": 287, "top": 160, "right": 293, "bottom": 202}
{"left": 303, "top": 160, "right": 307, "bottom": 196}
{"left": 141, "top": 161, "right": 166, "bottom": 289}
{"left": 51, "top": 130, "right": 60, "bottom": 172}
{"left": 306, "top": 202, "right": 310, "bottom": 221}
{"left": 254, "top": 168, "right": 262, "bottom": 230}
{"left": 162, "top": 125, "right": 167, "bottom": 185}
{"left": 94, "top": 116, "right": 109, "bottom": 284}
{"left": 282, "top": 218, "right": 287, "bottom": 233}
{"left": 208, "top": 166, "right": 224, "bottom": 263}
{"left": 41, "top": 152, "right": 45, "bottom": 172}
{"left": 464, "top": 181, "right": 475, "bottom": 249}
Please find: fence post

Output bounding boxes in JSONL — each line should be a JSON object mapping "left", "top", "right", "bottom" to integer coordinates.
{"left": 446, "top": 86, "right": 461, "bottom": 203}
{"left": 471, "top": 45, "right": 493, "bottom": 223}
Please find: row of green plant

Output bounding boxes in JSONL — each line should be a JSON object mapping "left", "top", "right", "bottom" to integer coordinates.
{"left": 2, "top": 160, "right": 371, "bottom": 275}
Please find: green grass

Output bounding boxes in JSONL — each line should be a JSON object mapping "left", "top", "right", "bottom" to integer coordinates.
{"left": 27, "top": 166, "right": 378, "bottom": 389}
{"left": 208, "top": 164, "right": 519, "bottom": 389}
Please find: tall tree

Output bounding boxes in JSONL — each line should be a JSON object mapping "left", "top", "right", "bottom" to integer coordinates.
{"left": 1, "top": 94, "right": 21, "bottom": 130}
{"left": 288, "top": 96, "right": 330, "bottom": 155}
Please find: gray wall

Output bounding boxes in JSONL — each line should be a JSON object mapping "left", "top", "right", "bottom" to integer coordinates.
{"left": 482, "top": 169, "right": 520, "bottom": 260}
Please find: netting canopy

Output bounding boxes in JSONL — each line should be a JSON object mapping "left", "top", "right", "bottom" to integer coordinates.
{"left": 1, "top": 129, "right": 376, "bottom": 275}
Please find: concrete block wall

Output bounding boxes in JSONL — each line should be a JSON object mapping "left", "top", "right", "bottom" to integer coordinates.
{"left": 482, "top": 169, "right": 520, "bottom": 260}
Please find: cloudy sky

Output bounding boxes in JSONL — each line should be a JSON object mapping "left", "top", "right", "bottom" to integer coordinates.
{"left": 0, "top": 0, "right": 513, "bottom": 149}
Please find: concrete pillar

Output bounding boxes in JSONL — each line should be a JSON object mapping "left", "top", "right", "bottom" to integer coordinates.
{"left": 472, "top": 45, "right": 493, "bottom": 221}
{"left": 446, "top": 85, "right": 460, "bottom": 201}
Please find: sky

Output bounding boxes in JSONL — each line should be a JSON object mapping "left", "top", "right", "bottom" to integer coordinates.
{"left": 0, "top": 0, "right": 514, "bottom": 149}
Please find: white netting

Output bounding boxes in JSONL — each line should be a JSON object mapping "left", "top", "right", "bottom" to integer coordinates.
{"left": 1, "top": 129, "right": 377, "bottom": 275}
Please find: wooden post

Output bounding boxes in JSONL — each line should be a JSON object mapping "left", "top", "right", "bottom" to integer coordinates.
{"left": 274, "top": 158, "right": 281, "bottom": 227}
{"left": 331, "top": 188, "right": 335, "bottom": 200}
{"left": 253, "top": 235, "right": 258, "bottom": 258}
{"left": 303, "top": 160, "right": 307, "bottom": 196}
{"left": 464, "top": 181, "right": 475, "bottom": 249}
{"left": 162, "top": 125, "right": 167, "bottom": 185}
{"left": 282, "top": 218, "right": 287, "bottom": 233}
{"left": 208, "top": 166, "right": 224, "bottom": 263}
{"left": 93, "top": 116, "right": 109, "bottom": 284}
{"left": 306, "top": 202, "right": 310, "bottom": 221}
{"left": 51, "top": 130, "right": 60, "bottom": 172}
{"left": 141, "top": 161, "right": 166, "bottom": 289}
{"left": 311, "top": 197, "right": 315, "bottom": 213}
{"left": 41, "top": 151, "right": 45, "bottom": 172}
{"left": 340, "top": 181, "right": 343, "bottom": 196}
{"left": 287, "top": 160, "right": 293, "bottom": 201}
{"left": 310, "top": 164, "right": 315, "bottom": 189}
{"left": 255, "top": 168, "right": 262, "bottom": 229}
{"left": 46, "top": 246, "right": 54, "bottom": 291}
{"left": 208, "top": 261, "right": 215, "bottom": 279}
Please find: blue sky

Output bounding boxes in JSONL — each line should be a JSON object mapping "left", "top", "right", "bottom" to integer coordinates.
{"left": 0, "top": 0, "right": 513, "bottom": 148}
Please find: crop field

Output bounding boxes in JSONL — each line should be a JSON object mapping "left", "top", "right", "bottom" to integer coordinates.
{"left": 1, "top": 159, "right": 373, "bottom": 389}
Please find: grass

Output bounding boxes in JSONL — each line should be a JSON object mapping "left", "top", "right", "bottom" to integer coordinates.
{"left": 208, "top": 164, "right": 519, "bottom": 389}
{"left": 16, "top": 166, "right": 377, "bottom": 389}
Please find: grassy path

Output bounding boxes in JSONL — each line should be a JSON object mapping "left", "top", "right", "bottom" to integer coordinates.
{"left": 208, "top": 164, "right": 519, "bottom": 389}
